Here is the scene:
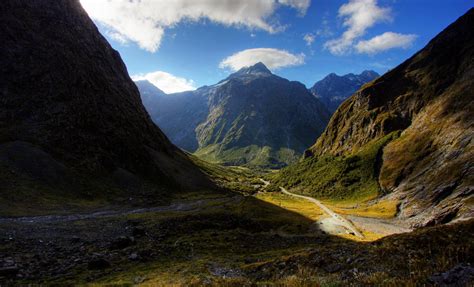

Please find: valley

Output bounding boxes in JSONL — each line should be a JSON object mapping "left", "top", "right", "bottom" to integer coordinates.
{"left": 1, "top": 0, "right": 473, "bottom": 286}
{"left": 1, "top": 168, "right": 471, "bottom": 285}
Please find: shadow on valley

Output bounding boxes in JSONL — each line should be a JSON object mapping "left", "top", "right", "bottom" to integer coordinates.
{"left": 0, "top": 186, "right": 473, "bottom": 285}
{"left": 0, "top": 142, "right": 218, "bottom": 217}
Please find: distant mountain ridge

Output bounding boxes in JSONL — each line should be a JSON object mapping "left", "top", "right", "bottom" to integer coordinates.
{"left": 310, "top": 70, "right": 379, "bottom": 112}
{"left": 135, "top": 80, "right": 167, "bottom": 118}
{"left": 135, "top": 80, "right": 209, "bottom": 152}
{"left": 136, "top": 62, "right": 330, "bottom": 168}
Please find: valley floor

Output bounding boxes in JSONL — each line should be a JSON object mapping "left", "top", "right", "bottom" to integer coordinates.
{"left": 1, "top": 181, "right": 473, "bottom": 286}
{"left": 256, "top": 179, "right": 410, "bottom": 241}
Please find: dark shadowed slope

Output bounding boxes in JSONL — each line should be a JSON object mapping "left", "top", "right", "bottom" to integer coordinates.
{"left": 310, "top": 70, "right": 379, "bottom": 113}
{"left": 273, "top": 8, "right": 474, "bottom": 227}
{"left": 137, "top": 63, "right": 330, "bottom": 168}
{"left": 0, "top": 0, "right": 213, "bottom": 215}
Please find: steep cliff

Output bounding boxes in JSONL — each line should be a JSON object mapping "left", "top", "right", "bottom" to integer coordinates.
{"left": 0, "top": 0, "right": 212, "bottom": 215}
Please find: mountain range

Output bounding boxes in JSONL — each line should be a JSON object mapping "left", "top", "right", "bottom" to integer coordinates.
{"left": 310, "top": 70, "right": 379, "bottom": 113}
{"left": 136, "top": 63, "right": 330, "bottom": 168}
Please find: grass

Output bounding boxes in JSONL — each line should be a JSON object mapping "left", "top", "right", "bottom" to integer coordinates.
{"left": 194, "top": 144, "right": 300, "bottom": 168}
{"left": 189, "top": 154, "right": 265, "bottom": 194}
{"left": 255, "top": 192, "right": 387, "bottom": 241}
{"left": 54, "top": 193, "right": 323, "bottom": 285}
{"left": 0, "top": 162, "right": 149, "bottom": 217}
{"left": 256, "top": 192, "right": 324, "bottom": 221}
{"left": 240, "top": 219, "right": 474, "bottom": 286}
{"left": 1, "top": 132, "right": 470, "bottom": 286}
{"left": 269, "top": 131, "right": 400, "bottom": 203}
{"left": 3, "top": 183, "right": 472, "bottom": 286}
{"left": 324, "top": 199, "right": 399, "bottom": 219}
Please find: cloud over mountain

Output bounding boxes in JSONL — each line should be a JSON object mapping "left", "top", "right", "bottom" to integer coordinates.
{"left": 80, "top": 0, "right": 311, "bottom": 52}
{"left": 219, "top": 48, "right": 305, "bottom": 71}
{"left": 132, "top": 71, "right": 195, "bottom": 94}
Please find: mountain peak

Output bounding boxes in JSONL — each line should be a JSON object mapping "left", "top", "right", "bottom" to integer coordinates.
{"left": 135, "top": 80, "right": 166, "bottom": 96}
{"left": 233, "top": 62, "right": 272, "bottom": 76}
{"left": 310, "top": 70, "right": 380, "bottom": 113}
{"left": 251, "top": 61, "right": 271, "bottom": 72}
{"left": 360, "top": 70, "right": 379, "bottom": 78}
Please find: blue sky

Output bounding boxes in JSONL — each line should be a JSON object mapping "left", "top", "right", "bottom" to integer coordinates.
{"left": 80, "top": 0, "right": 472, "bottom": 93}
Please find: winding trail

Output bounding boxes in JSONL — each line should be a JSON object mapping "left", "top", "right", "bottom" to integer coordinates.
{"left": 259, "top": 178, "right": 270, "bottom": 188}
{"left": 279, "top": 187, "right": 364, "bottom": 238}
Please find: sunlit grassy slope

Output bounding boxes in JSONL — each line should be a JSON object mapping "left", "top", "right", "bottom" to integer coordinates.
{"left": 255, "top": 192, "right": 324, "bottom": 221}
{"left": 268, "top": 131, "right": 400, "bottom": 203}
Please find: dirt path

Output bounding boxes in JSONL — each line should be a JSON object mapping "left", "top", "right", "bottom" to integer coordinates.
{"left": 279, "top": 187, "right": 364, "bottom": 238}
{"left": 259, "top": 178, "right": 270, "bottom": 187}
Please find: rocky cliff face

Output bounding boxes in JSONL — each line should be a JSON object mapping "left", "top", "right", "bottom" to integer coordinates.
{"left": 308, "top": 9, "right": 474, "bottom": 226}
{"left": 310, "top": 70, "right": 379, "bottom": 113}
{"left": 137, "top": 63, "right": 330, "bottom": 168}
{"left": 0, "top": 0, "right": 212, "bottom": 214}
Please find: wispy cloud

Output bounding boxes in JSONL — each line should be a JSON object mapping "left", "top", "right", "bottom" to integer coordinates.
{"left": 278, "top": 0, "right": 311, "bottom": 16}
{"left": 303, "top": 33, "right": 315, "bottom": 46}
{"left": 315, "top": 17, "right": 333, "bottom": 38}
{"left": 80, "top": 0, "right": 311, "bottom": 53}
{"left": 324, "top": 0, "right": 391, "bottom": 55}
{"left": 219, "top": 48, "right": 305, "bottom": 71}
{"left": 370, "top": 61, "right": 393, "bottom": 70}
{"left": 356, "top": 32, "right": 417, "bottom": 54}
{"left": 132, "top": 71, "right": 196, "bottom": 94}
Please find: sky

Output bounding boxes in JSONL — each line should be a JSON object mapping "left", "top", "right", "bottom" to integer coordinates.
{"left": 80, "top": 0, "right": 472, "bottom": 93}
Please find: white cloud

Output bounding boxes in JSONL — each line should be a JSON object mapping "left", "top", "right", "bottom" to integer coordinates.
{"left": 303, "top": 33, "right": 315, "bottom": 46}
{"left": 80, "top": 0, "right": 310, "bottom": 53}
{"left": 356, "top": 32, "right": 417, "bottom": 54}
{"left": 324, "top": 0, "right": 391, "bottom": 55}
{"left": 107, "top": 31, "right": 129, "bottom": 45}
{"left": 132, "top": 71, "right": 196, "bottom": 94}
{"left": 278, "top": 0, "right": 311, "bottom": 15}
{"left": 219, "top": 48, "right": 305, "bottom": 71}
